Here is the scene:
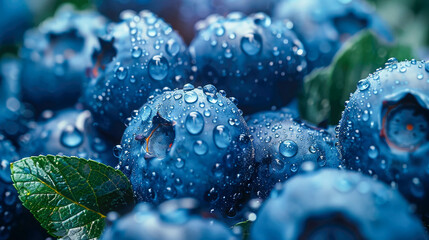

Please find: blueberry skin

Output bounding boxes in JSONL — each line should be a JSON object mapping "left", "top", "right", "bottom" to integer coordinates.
{"left": 19, "top": 5, "right": 108, "bottom": 114}
{"left": 246, "top": 110, "right": 341, "bottom": 199}
{"left": 19, "top": 108, "right": 118, "bottom": 167}
{"left": 251, "top": 169, "right": 428, "bottom": 240}
{"left": 93, "top": 0, "right": 179, "bottom": 22}
{"left": 84, "top": 10, "right": 193, "bottom": 140}
{"left": 177, "top": 0, "right": 276, "bottom": 43}
{"left": 189, "top": 12, "right": 307, "bottom": 114}
{"left": 0, "top": 135, "right": 23, "bottom": 240}
{"left": 0, "top": 58, "right": 33, "bottom": 143}
{"left": 101, "top": 199, "right": 238, "bottom": 240}
{"left": 273, "top": 0, "right": 393, "bottom": 71}
{"left": 118, "top": 84, "right": 254, "bottom": 219}
{"left": 338, "top": 59, "right": 429, "bottom": 215}
{"left": 0, "top": 0, "right": 32, "bottom": 45}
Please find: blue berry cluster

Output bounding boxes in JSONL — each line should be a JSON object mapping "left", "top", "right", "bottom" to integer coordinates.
{"left": 1, "top": 0, "right": 429, "bottom": 239}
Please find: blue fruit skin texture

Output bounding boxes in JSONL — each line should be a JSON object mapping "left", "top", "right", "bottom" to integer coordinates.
{"left": 189, "top": 12, "right": 307, "bottom": 114}
{"left": 338, "top": 59, "right": 429, "bottom": 216}
{"left": 274, "top": 0, "right": 393, "bottom": 71}
{"left": 118, "top": 84, "right": 254, "bottom": 220}
{"left": 251, "top": 169, "right": 428, "bottom": 240}
{"left": 0, "top": 58, "right": 32, "bottom": 142}
{"left": 101, "top": 199, "right": 238, "bottom": 240}
{"left": 246, "top": 110, "right": 341, "bottom": 199}
{"left": 19, "top": 108, "right": 118, "bottom": 167}
{"left": 0, "top": 135, "right": 23, "bottom": 240}
{"left": 19, "top": 5, "right": 108, "bottom": 114}
{"left": 177, "top": 0, "right": 276, "bottom": 42}
{"left": 94, "top": 0, "right": 179, "bottom": 22}
{"left": 84, "top": 10, "right": 193, "bottom": 140}
{"left": 0, "top": 0, "right": 32, "bottom": 45}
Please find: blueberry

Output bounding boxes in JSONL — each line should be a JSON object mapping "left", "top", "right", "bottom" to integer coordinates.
{"left": 273, "top": 0, "right": 393, "bottom": 71}
{"left": 251, "top": 169, "right": 428, "bottom": 240}
{"left": 0, "top": 0, "right": 32, "bottom": 45}
{"left": 338, "top": 59, "right": 429, "bottom": 216}
{"left": 0, "top": 135, "right": 22, "bottom": 240}
{"left": 118, "top": 84, "right": 254, "bottom": 220}
{"left": 19, "top": 4, "right": 108, "bottom": 114}
{"left": 19, "top": 108, "right": 118, "bottom": 167}
{"left": 0, "top": 58, "right": 33, "bottom": 143}
{"left": 101, "top": 198, "right": 238, "bottom": 240}
{"left": 83, "top": 10, "right": 193, "bottom": 140}
{"left": 247, "top": 110, "right": 341, "bottom": 199}
{"left": 190, "top": 12, "right": 307, "bottom": 114}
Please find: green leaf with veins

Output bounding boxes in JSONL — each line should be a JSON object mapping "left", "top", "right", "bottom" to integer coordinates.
{"left": 299, "top": 30, "right": 414, "bottom": 125}
{"left": 10, "top": 155, "right": 134, "bottom": 239}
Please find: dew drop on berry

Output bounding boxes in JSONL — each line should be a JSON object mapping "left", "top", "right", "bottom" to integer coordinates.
{"left": 148, "top": 55, "right": 169, "bottom": 81}
{"left": 213, "top": 125, "right": 232, "bottom": 149}
{"left": 185, "top": 112, "right": 204, "bottom": 135}
{"left": 279, "top": 140, "right": 298, "bottom": 158}
{"left": 241, "top": 32, "right": 262, "bottom": 56}
{"left": 60, "top": 125, "right": 83, "bottom": 148}
{"left": 193, "top": 140, "right": 208, "bottom": 155}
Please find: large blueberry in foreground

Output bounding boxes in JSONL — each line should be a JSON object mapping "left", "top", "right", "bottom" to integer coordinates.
{"left": 252, "top": 169, "right": 427, "bottom": 240}
{"left": 338, "top": 59, "right": 429, "bottom": 216}
{"left": 118, "top": 84, "right": 254, "bottom": 219}
{"left": 0, "top": 135, "right": 22, "bottom": 240}
{"left": 273, "top": 0, "right": 393, "bottom": 71}
{"left": 190, "top": 12, "right": 307, "bottom": 114}
{"left": 0, "top": 58, "right": 33, "bottom": 142}
{"left": 20, "top": 4, "right": 108, "bottom": 113}
{"left": 84, "top": 10, "right": 193, "bottom": 139}
{"left": 101, "top": 199, "right": 238, "bottom": 240}
{"left": 0, "top": 0, "right": 32, "bottom": 44}
{"left": 19, "top": 108, "right": 118, "bottom": 167}
{"left": 247, "top": 110, "right": 341, "bottom": 199}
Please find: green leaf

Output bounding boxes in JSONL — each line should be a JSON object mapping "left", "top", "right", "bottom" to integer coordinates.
{"left": 11, "top": 155, "right": 134, "bottom": 239}
{"left": 299, "top": 30, "right": 414, "bottom": 125}
{"left": 233, "top": 220, "right": 252, "bottom": 240}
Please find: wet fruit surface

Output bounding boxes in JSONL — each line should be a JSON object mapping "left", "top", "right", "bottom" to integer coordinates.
{"left": 190, "top": 12, "right": 307, "bottom": 114}
{"left": 338, "top": 59, "right": 429, "bottom": 215}
{"left": 83, "top": 10, "right": 193, "bottom": 139}
{"left": 251, "top": 169, "right": 428, "bottom": 240}
{"left": 118, "top": 84, "right": 254, "bottom": 220}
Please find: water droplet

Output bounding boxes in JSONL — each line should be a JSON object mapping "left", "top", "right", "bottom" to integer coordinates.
{"left": 175, "top": 158, "right": 185, "bottom": 168}
{"left": 140, "top": 105, "right": 152, "bottom": 122}
{"left": 193, "top": 140, "right": 208, "bottom": 155}
{"left": 213, "top": 125, "right": 231, "bottom": 149}
{"left": 214, "top": 25, "right": 225, "bottom": 36}
{"left": 241, "top": 33, "right": 262, "bottom": 56}
{"left": 185, "top": 112, "right": 204, "bottom": 135}
{"left": 357, "top": 79, "right": 370, "bottom": 91}
{"left": 60, "top": 125, "right": 83, "bottom": 148}
{"left": 131, "top": 46, "right": 142, "bottom": 58}
{"left": 425, "top": 62, "right": 429, "bottom": 73}
{"left": 113, "top": 145, "right": 122, "bottom": 158}
{"left": 148, "top": 55, "right": 169, "bottom": 81}
{"left": 166, "top": 39, "right": 180, "bottom": 56}
{"left": 410, "top": 178, "right": 425, "bottom": 198}
{"left": 368, "top": 145, "right": 378, "bottom": 159}
{"left": 163, "top": 186, "right": 177, "bottom": 199}
{"left": 279, "top": 140, "right": 298, "bottom": 158}
{"left": 184, "top": 91, "right": 198, "bottom": 103}
{"left": 362, "top": 110, "right": 369, "bottom": 121}
{"left": 203, "top": 84, "right": 218, "bottom": 103}
{"left": 147, "top": 27, "right": 157, "bottom": 37}
{"left": 317, "top": 156, "right": 326, "bottom": 167}
{"left": 116, "top": 66, "right": 128, "bottom": 80}
{"left": 290, "top": 163, "right": 298, "bottom": 173}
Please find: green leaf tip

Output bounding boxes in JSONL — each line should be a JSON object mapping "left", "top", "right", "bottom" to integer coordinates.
{"left": 11, "top": 155, "right": 134, "bottom": 239}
